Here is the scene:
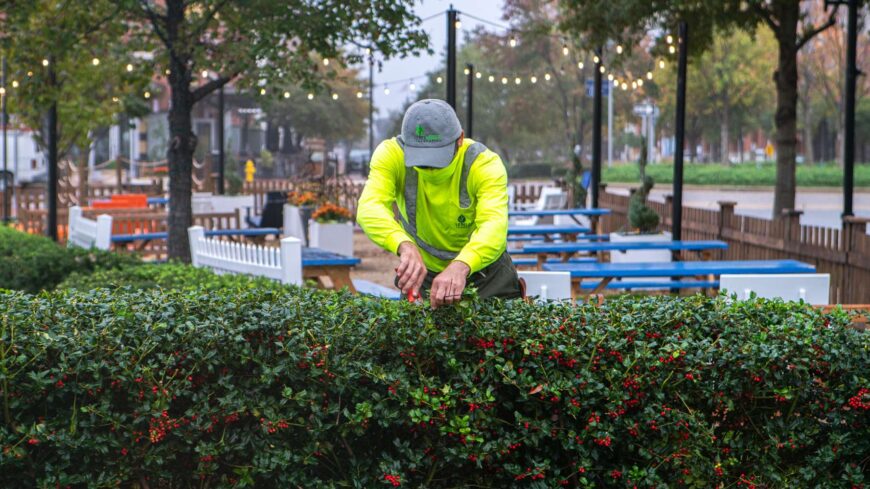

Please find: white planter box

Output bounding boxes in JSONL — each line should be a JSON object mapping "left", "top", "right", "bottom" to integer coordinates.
{"left": 609, "top": 231, "right": 672, "bottom": 284}
{"left": 309, "top": 220, "right": 354, "bottom": 257}
{"left": 283, "top": 204, "right": 308, "bottom": 246}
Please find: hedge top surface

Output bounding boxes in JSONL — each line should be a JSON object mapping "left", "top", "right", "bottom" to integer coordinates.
{"left": 0, "top": 287, "right": 867, "bottom": 488}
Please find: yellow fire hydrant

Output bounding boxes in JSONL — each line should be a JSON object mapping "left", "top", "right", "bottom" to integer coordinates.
{"left": 244, "top": 159, "right": 256, "bottom": 182}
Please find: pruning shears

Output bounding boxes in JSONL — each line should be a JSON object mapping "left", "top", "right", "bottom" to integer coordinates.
{"left": 406, "top": 290, "right": 421, "bottom": 303}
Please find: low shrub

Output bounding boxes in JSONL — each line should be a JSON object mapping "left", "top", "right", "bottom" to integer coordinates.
{"left": 58, "top": 262, "right": 287, "bottom": 292}
{"left": 0, "top": 225, "right": 140, "bottom": 293}
{"left": 602, "top": 162, "right": 870, "bottom": 187}
{"left": 0, "top": 290, "right": 866, "bottom": 488}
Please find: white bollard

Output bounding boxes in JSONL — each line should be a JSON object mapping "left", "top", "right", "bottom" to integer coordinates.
{"left": 94, "top": 215, "right": 113, "bottom": 250}
{"left": 187, "top": 226, "right": 206, "bottom": 267}
{"left": 279, "top": 236, "right": 302, "bottom": 285}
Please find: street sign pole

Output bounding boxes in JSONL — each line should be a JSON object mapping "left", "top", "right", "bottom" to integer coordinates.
{"left": 591, "top": 48, "right": 603, "bottom": 209}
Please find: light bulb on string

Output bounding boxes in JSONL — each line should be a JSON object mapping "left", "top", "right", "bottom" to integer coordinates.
{"left": 488, "top": 75, "right": 495, "bottom": 83}
{"left": 284, "top": 91, "right": 291, "bottom": 98}
{"left": 464, "top": 67, "right": 470, "bottom": 75}
{"left": 260, "top": 88, "right": 266, "bottom": 95}
{"left": 112, "top": 97, "right": 119, "bottom": 103}
{"left": 612, "top": 79, "right": 618, "bottom": 87}
{"left": 42, "top": 59, "right": 49, "bottom": 67}
{"left": 616, "top": 45, "right": 623, "bottom": 54}
{"left": 165, "top": 69, "right": 170, "bottom": 75}
{"left": 530, "top": 75, "right": 537, "bottom": 84}
{"left": 26, "top": 71, "right": 32, "bottom": 77}
{"left": 323, "top": 58, "right": 330, "bottom": 66}
{"left": 126, "top": 63, "right": 133, "bottom": 72}
{"left": 631, "top": 81, "right": 637, "bottom": 89}
{"left": 509, "top": 35, "right": 517, "bottom": 48}
{"left": 11, "top": 80, "right": 19, "bottom": 88}
{"left": 659, "top": 60, "right": 666, "bottom": 69}
{"left": 0, "top": 87, "right": 5, "bottom": 96}
{"left": 577, "top": 61, "right": 584, "bottom": 69}
{"left": 669, "top": 45, "right": 676, "bottom": 54}
{"left": 307, "top": 93, "right": 314, "bottom": 100}
{"left": 475, "top": 72, "right": 481, "bottom": 79}
{"left": 144, "top": 91, "right": 151, "bottom": 99}
{"left": 637, "top": 79, "right": 643, "bottom": 87}
{"left": 621, "top": 82, "right": 628, "bottom": 91}
{"left": 599, "top": 66, "right": 606, "bottom": 74}
{"left": 384, "top": 86, "right": 390, "bottom": 95}
{"left": 332, "top": 93, "right": 339, "bottom": 100}
{"left": 666, "top": 35, "right": 673, "bottom": 44}
{"left": 593, "top": 55, "right": 600, "bottom": 64}
{"left": 501, "top": 77, "right": 508, "bottom": 85}
{"left": 201, "top": 70, "right": 209, "bottom": 78}
{"left": 514, "top": 77, "right": 521, "bottom": 85}
{"left": 607, "top": 74, "right": 614, "bottom": 81}
{"left": 562, "top": 44, "right": 569, "bottom": 56}
{"left": 436, "top": 76, "right": 443, "bottom": 84}
{"left": 356, "top": 91, "right": 363, "bottom": 98}
{"left": 455, "top": 17, "right": 461, "bottom": 29}
{"left": 646, "top": 71, "right": 653, "bottom": 80}
{"left": 92, "top": 57, "right": 100, "bottom": 66}
{"left": 544, "top": 73, "right": 551, "bottom": 81}
{"left": 409, "top": 82, "right": 416, "bottom": 91}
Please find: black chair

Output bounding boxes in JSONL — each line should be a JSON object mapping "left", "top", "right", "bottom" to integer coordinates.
{"left": 246, "top": 191, "right": 286, "bottom": 228}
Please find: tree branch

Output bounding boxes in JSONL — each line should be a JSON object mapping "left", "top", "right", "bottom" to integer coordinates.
{"left": 752, "top": 3, "right": 779, "bottom": 33}
{"left": 185, "top": 0, "right": 232, "bottom": 44}
{"left": 191, "top": 75, "right": 236, "bottom": 103}
{"left": 137, "top": 0, "right": 183, "bottom": 67}
{"left": 797, "top": 7, "right": 839, "bottom": 50}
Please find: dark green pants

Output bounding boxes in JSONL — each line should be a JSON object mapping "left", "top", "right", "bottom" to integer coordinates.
{"left": 422, "top": 252, "right": 522, "bottom": 300}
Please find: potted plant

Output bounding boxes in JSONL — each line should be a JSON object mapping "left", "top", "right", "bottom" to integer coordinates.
{"left": 309, "top": 203, "right": 354, "bottom": 257}
{"left": 283, "top": 190, "right": 318, "bottom": 246}
{"left": 609, "top": 138, "right": 672, "bottom": 270}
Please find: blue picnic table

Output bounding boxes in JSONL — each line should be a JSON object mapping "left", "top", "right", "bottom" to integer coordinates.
{"left": 111, "top": 227, "right": 282, "bottom": 244}
{"left": 523, "top": 240, "right": 728, "bottom": 265}
{"left": 508, "top": 208, "right": 611, "bottom": 217}
{"left": 147, "top": 197, "right": 169, "bottom": 205}
{"left": 507, "top": 225, "right": 591, "bottom": 243}
{"left": 541, "top": 259, "right": 816, "bottom": 295}
{"left": 301, "top": 247, "right": 360, "bottom": 292}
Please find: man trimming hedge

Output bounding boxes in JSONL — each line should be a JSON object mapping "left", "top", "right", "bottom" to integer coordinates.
{"left": 357, "top": 99, "right": 521, "bottom": 308}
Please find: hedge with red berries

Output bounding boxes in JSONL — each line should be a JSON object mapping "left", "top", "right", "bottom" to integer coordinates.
{"left": 0, "top": 287, "right": 867, "bottom": 488}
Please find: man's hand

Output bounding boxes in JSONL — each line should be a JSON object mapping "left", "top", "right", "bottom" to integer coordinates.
{"left": 396, "top": 241, "right": 426, "bottom": 297}
{"left": 430, "top": 261, "right": 470, "bottom": 309}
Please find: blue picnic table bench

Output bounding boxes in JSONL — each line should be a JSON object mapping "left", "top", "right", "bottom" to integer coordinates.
{"left": 507, "top": 225, "right": 591, "bottom": 243}
{"left": 542, "top": 259, "right": 816, "bottom": 296}
{"left": 111, "top": 227, "right": 282, "bottom": 245}
{"left": 523, "top": 240, "right": 728, "bottom": 265}
{"left": 508, "top": 208, "right": 611, "bottom": 217}
{"left": 147, "top": 197, "right": 169, "bottom": 205}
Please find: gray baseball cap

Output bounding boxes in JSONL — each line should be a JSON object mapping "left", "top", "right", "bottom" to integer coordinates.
{"left": 400, "top": 99, "right": 462, "bottom": 168}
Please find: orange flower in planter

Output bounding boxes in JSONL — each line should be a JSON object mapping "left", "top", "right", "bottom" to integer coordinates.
{"left": 312, "top": 203, "right": 353, "bottom": 223}
{"left": 287, "top": 191, "right": 318, "bottom": 207}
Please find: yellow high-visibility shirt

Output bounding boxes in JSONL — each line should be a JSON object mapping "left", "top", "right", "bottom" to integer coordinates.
{"left": 357, "top": 137, "right": 508, "bottom": 274}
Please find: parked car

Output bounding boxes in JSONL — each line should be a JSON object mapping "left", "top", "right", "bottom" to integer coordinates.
{"left": 347, "top": 149, "right": 371, "bottom": 175}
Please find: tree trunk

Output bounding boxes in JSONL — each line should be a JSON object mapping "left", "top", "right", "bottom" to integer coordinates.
{"left": 772, "top": 3, "right": 799, "bottom": 216}
{"left": 166, "top": 63, "right": 196, "bottom": 261}
{"left": 720, "top": 109, "right": 730, "bottom": 164}
{"left": 77, "top": 151, "right": 89, "bottom": 206}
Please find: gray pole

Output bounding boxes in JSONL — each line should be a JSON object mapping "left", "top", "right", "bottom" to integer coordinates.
{"left": 607, "top": 79, "right": 613, "bottom": 168}
{"left": 466, "top": 63, "right": 474, "bottom": 138}
{"left": 672, "top": 22, "right": 689, "bottom": 241}
{"left": 47, "top": 58, "right": 58, "bottom": 241}
{"left": 217, "top": 83, "right": 225, "bottom": 195}
{"left": 2, "top": 56, "right": 8, "bottom": 223}
{"left": 368, "top": 55, "right": 374, "bottom": 176}
{"left": 843, "top": 0, "right": 857, "bottom": 217}
{"left": 446, "top": 6, "right": 457, "bottom": 109}
{"left": 591, "top": 48, "right": 603, "bottom": 209}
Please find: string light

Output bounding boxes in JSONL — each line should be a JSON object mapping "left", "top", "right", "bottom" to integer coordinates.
{"left": 27, "top": 71, "right": 32, "bottom": 77}
{"left": 409, "top": 82, "right": 416, "bottom": 90}
{"left": 455, "top": 17, "right": 461, "bottom": 29}
{"left": 646, "top": 71, "right": 653, "bottom": 80}
{"left": 612, "top": 79, "right": 618, "bottom": 86}
{"left": 112, "top": 96, "right": 119, "bottom": 102}
{"left": 514, "top": 77, "right": 521, "bottom": 85}
{"left": 384, "top": 87, "right": 390, "bottom": 95}
{"left": 323, "top": 58, "right": 330, "bottom": 66}
{"left": 92, "top": 57, "right": 100, "bottom": 66}
{"left": 637, "top": 79, "right": 644, "bottom": 87}
{"left": 284, "top": 91, "right": 291, "bottom": 98}
{"left": 126, "top": 63, "right": 133, "bottom": 72}
{"left": 332, "top": 93, "right": 338, "bottom": 100}
{"left": 621, "top": 82, "right": 627, "bottom": 91}
{"left": 562, "top": 44, "right": 569, "bottom": 56}
{"left": 659, "top": 60, "right": 666, "bottom": 69}
{"left": 669, "top": 45, "right": 676, "bottom": 54}
{"left": 631, "top": 81, "right": 637, "bottom": 89}
{"left": 201, "top": 70, "right": 209, "bottom": 78}
{"left": 488, "top": 75, "right": 495, "bottom": 82}
{"left": 544, "top": 73, "right": 551, "bottom": 81}
{"left": 42, "top": 59, "right": 49, "bottom": 67}
{"left": 501, "top": 76, "right": 508, "bottom": 84}
{"left": 616, "top": 45, "right": 623, "bottom": 54}
{"left": 260, "top": 88, "right": 266, "bottom": 95}
{"left": 165, "top": 69, "right": 170, "bottom": 75}
{"left": 436, "top": 76, "right": 443, "bottom": 83}
{"left": 666, "top": 35, "right": 673, "bottom": 44}
{"left": 593, "top": 55, "right": 599, "bottom": 64}
{"left": 607, "top": 74, "right": 614, "bottom": 81}
{"left": 0, "top": 87, "right": 5, "bottom": 96}
{"left": 356, "top": 91, "right": 363, "bottom": 98}
{"left": 475, "top": 72, "right": 482, "bottom": 79}
{"left": 530, "top": 75, "right": 537, "bottom": 84}
{"left": 509, "top": 35, "right": 517, "bottom": 48}
{"left": 577, "top": 61, "right": 584, "bottom": 69}
{"left": 599, "top": 65, "right": 606, "bottom": 74}
{"left": 464, "top": 67, "right": 470, "bottom": 75}
{"left": 307, "top": 92, "right": 314, "bottom": 100}
{"left": 144, "top": 91, "right": 151, "bottom": 99}
{"left": 11, "top": 81, "right": 18, "bottom": 88}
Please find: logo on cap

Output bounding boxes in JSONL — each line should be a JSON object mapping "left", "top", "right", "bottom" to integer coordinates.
{"left": 414, "top": 124, "right": 442, "bottom": 143}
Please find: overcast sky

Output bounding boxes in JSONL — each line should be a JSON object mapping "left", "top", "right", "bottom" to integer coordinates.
{"left": 368, "top": 0, "right": 506, "bottom": 116}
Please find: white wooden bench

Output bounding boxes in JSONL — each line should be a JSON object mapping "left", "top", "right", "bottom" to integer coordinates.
{"left": 518, "top": 271, "right": 573, "bottom": 302}
{"left": 188, "top": 226, "right": 302, "bottom": 285}
{"left": 67, "top": 206, "right": 112, "bottom": 250}
{"left": 719, "top": 273, "right": 830, "bottom": 305}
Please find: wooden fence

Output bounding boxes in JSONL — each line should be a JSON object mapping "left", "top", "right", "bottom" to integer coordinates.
{"left": 599, "top": 186, "right": 870, "bottom": 303}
